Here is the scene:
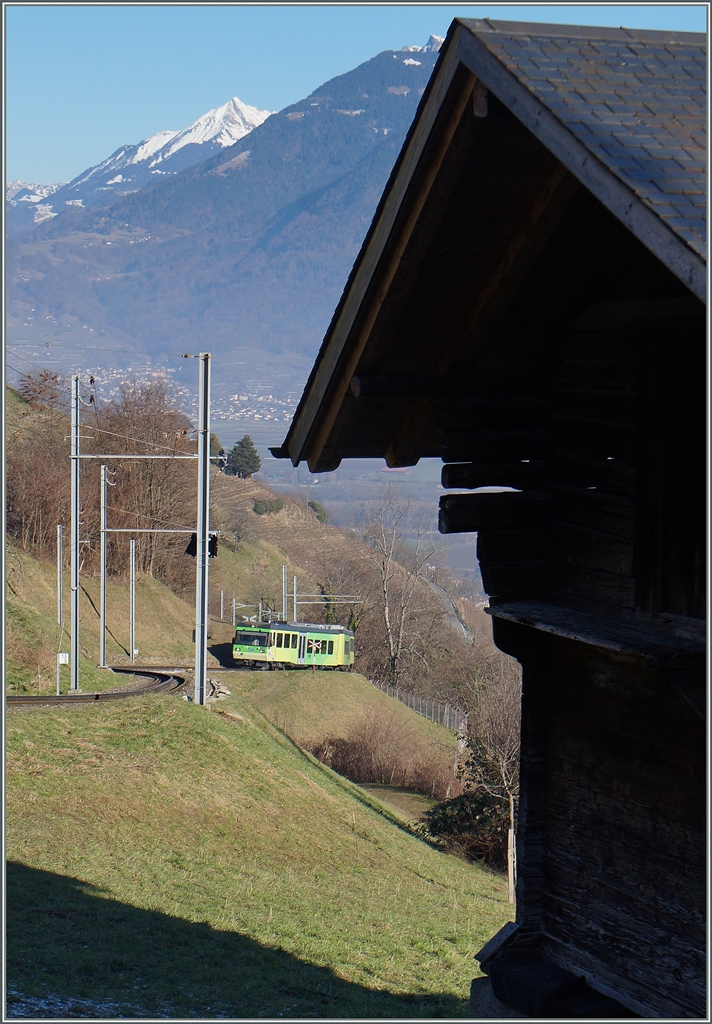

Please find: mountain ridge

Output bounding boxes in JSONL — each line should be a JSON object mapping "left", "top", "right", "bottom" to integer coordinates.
{"left": 6, "top": 42, "right": 441, "bottom": 397}
{"left": 5, "top": 96, "right": 273, "bottom": 236}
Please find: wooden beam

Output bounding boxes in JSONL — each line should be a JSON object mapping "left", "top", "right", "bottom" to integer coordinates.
{"left": 440, "top": 430, "right": 549, "bottom": 463}
{"left": 442, "top": 461, "right": 546, "bottom": 490}
{"left": 439, "top": 491, "right": 551, "bottom": 534}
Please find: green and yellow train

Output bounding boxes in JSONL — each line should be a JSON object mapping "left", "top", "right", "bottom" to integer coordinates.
{"left": 232, "top": 622, "right": 355, "bottom": 670}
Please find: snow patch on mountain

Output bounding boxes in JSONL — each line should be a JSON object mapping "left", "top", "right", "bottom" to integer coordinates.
{"left": 6, "top": 180, "right": 67, "bottom": 203}
{"left": 142, "top": 97, "right": 272, "bottom": 165}
{"left": 131, "top": 130, "right": 181, "bottom": 164}
{"left": 401, "top": 35, "right": 444, "bottom": 54}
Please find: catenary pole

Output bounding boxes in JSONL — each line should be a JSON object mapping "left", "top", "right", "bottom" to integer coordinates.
{"left": 70, "top": 376, "right": 80, "bottom": 691}
{"left": 57, "top": 523, "right": 63, "bottom": 695}
{"left": 282, "top": 565, "right": 288, "bottom": 621}
{"left": 57, "top": 524, "right": 63, "bottom": 626}
{"left": 100, "top": 465, "right": 107, "bottom": 667}
{"left": 293, "top": 576, "right": 298, "bottom": 622}
{"left": 194, "top": 353, "right": 211, "bottom": 705}
{"left": 130, "top": 539, "right": 136, "bottom": 662}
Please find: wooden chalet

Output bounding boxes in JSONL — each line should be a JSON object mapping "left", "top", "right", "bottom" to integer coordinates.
{"left": 272, "top": 19, "right": 707, "bottom": 1019}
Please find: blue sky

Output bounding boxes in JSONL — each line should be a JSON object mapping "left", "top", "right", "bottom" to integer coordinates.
{"left": 5, "top": 4, "right": 707, "bottom": 184}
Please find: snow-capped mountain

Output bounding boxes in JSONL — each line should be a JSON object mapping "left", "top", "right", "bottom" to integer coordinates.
{"left": 401, "top": 34, "right": 444, "bottom": 53}
{"left": 5, "top": 97, "right": 273, "bottom": 236}
{"left": 7, "top": 42, "right": 440, "bottom": 370}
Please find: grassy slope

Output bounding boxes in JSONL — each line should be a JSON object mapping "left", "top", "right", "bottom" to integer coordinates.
{"left": 223, "top": 665, "right": 457, "bottom": 749}
{"left": 6, "top": 543, "right": 199, "bottom": 692}
{"left": 6, "top": 695, "right": 512, "bottom": 1019}
{"left": 6, "top": 533, "right": 323, "bottom": 693}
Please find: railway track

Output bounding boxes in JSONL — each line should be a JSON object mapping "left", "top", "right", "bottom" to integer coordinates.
{"left": 6, "top": 668, "right": 187, "bottom": 708}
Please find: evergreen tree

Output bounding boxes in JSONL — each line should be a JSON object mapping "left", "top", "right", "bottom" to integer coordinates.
{"left": 226, "top": 435, "right": 261, "bottom": 478}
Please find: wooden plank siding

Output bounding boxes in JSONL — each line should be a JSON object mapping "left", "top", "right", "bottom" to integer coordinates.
{"left": 492, "top": 621, "right": 705, "bottom": 1018}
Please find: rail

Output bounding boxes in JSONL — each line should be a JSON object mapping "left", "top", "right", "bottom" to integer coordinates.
{"left": 6, "top": 668, "right": 186, "bottom": 708}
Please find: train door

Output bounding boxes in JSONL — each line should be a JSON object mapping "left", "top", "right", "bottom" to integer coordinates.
{"left": 297, "top": 632, "right": 306, "bottom": 666}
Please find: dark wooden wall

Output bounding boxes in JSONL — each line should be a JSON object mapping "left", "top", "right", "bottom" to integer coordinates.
{"left": 432, "top": 157, "right": 706, "bottom": 1017}
{"left": 493, "top": 618, "right": 706, "bottom": 1018}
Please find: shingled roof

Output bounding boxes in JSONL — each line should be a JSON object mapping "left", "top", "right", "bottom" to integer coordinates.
{"left": 275, "top": 19, "right": 706, "bottom": 471}
{"left": 460, "top": 20, "right": 706, "bottom": 260}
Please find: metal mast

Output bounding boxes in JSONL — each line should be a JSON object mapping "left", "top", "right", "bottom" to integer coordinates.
{"left": 70, "top": 375, "right": 80, "bottom": 691}
{"left": 130, "top": 538, "right": 136, "bottom": 662}
{"left": 100, "top": 465, "right": 107, "bottom": 667}
{"left": 194, "top": 353, "right": 211, "bottom": 705}
{"left": 57, "top": 524, "right": 63, "bottom": 627}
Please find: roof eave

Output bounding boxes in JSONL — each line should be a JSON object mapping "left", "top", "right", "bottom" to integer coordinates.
{"left": 278, "top": 19, "right": 706, "bottom": 470}
{"left": 280, "top": 23, "right": 475, "bottom": 470}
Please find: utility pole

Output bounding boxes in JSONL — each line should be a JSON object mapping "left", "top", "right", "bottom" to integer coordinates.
{"left": 70, "top": 375, "right": 80, "bottom": 692}
{"left": 194, "top": 352, "right": 211, "bottom": 705}
{"left": 259, "top": 598, "right": 263, "bottom": 623}
{"left": 282, "top": 565, "right": 288, "bottom": 621}
{"left": 100, "top": 465, "right": 107, "bottom": 667}
{"left": 232, "top": 596, "right": 236, "bottom": 628}
{"left": 57, "top": 524, "right": 63, "bottom": 627}
{"left": 130, "top": 539, "right": 136, "bottom": 662}
{"left": 220, "top": 589, "right": 224, "bottom": 621}
{"left": 57, "top": 523, "right": 63, "bottom": 695}
{"left": 293, "top": 575, "right": 298, "bottom": 622}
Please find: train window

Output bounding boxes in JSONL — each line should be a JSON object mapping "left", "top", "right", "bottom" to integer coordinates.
{"left": 328, "top": 640, "right": 334, "bottom": 655}
{"left": 276, "top": 633, "right": 283, "bottom": 648}
{"left": 291, "top": 633, "right": 298, "bottom": 648}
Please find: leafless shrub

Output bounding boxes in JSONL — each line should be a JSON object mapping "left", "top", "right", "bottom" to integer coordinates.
{"left": 303, "top": 707, "right": 463, "bottom": 802}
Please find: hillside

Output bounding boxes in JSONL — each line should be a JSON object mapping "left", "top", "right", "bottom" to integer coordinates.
{"left": 6, "top": 46, "right": 439, "bottom": 380}
{"left": 6, "top": 691, "right": 513, "bottom": 1018}
{"left": 6, "top": 381, "right": 499, "bottom": 708}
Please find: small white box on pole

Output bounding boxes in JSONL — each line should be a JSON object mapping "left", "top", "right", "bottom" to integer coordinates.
{"left": 58, "top": 653, "right": 70, "bottom": 665}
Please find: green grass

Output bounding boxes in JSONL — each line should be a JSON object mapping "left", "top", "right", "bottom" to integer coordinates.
{"left": 221, "top": 666, "right": 458, "bottom": 750}
{"left": 6, "top": 694, "right": 512, "bottom": 1018}
{"left": 359, "top": 784, "right": 437, "bottom": 822}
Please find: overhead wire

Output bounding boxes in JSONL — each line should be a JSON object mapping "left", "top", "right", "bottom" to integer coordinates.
{"left": 106, "top": 505, "right": 195, "bottom": 530}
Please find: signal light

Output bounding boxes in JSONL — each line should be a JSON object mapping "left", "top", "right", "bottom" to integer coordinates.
{"left": 184, "top": 533, "right": 218, "bottom": 557}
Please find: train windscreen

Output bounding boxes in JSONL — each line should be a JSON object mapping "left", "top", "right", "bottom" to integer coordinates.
{"left": 236, "top": 632, "right": 268, "bottom": 647}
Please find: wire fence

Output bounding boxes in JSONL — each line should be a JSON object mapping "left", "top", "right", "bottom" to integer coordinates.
{"left": 370, "top": 680, "right": 467, "bottom": 733}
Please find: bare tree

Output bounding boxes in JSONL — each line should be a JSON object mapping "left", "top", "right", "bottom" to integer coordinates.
{"left": 363, "top": 486, "right": 441, "bottom": 684}
{"left": 461, "top": 664, "right": 522, "bottom": 899}
{"left": 463, "top": 667, "right": 521, "bottom": 834}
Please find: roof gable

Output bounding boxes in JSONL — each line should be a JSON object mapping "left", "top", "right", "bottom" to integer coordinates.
{"left": 276, "top": 19, "right": 706, "bottom": 471}
{"left": 462, "top": 20, "right": 706, "bottom": 258}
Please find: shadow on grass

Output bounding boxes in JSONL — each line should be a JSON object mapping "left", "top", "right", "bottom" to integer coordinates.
{"left": 208, "top": 641, "right": 238, "bottom": 668}
{"left": 6, "top": 861, "right": 467, "bottom": 1019}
